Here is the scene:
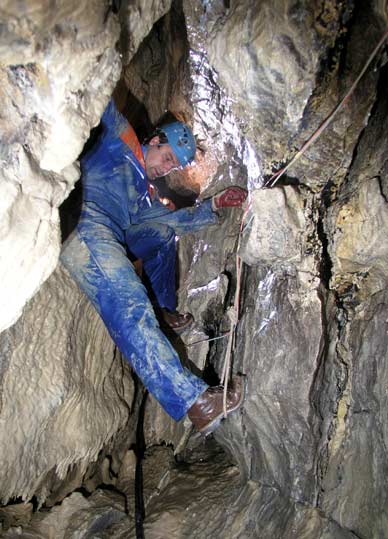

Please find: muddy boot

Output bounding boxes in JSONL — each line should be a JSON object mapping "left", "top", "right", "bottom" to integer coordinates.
{"left": 160, "top": 309, "right": 194, "bottom": 334}
{"left": 188, "top": 376, "right": 245, "bottom": 435}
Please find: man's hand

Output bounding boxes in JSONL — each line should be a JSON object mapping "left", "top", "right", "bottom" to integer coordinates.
{"left": 212, "top": 187, "right": 247, "bottom": 210}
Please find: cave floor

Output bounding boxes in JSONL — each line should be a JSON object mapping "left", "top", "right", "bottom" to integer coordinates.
{"left": 1, "top": 437, "right": 242, "bottom": 539}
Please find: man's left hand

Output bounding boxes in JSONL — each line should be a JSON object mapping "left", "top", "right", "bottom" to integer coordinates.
{"left": 212, "top": 187, "right": 247, "bottom": 210}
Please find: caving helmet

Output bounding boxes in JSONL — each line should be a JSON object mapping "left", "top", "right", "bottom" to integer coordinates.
{"left": 157, "top": 121, "right": 196, "bottom": 167}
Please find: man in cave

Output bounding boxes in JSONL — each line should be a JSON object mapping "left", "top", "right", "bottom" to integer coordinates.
{"left": 61, "top": 95, "right": 246, "bottom": 435}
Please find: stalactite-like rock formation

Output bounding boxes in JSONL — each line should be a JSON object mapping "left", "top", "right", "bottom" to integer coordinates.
{"left": 0, "top": 263, "right": 136, "bottom": 505}
{"left": 1, "top": 1, "right": 388, "bottom": 538}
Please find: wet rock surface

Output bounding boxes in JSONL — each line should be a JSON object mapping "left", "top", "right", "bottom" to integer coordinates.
{"left": 0, "top": 264, "right": 136, "bottom": 506}
{"left": 1, "top": 1, "right": 388, "bottom": 538}
{"left": 0, "top": 0, "right": 121, "bottom": 332}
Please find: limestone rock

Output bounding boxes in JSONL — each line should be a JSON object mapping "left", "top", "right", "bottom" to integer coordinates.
{"left": 326, "top": 63, "right": 388, "bottom": 298}
{"left": 239, "top": 186, "right": 306, "bottom": 267}
{"left": 0, "top": 1, "right": 121, "bottom": 331}
{"left": 317, "top": 290, "right": 388, "bottom": 538}
{"left": 123, "top": 0, "right": 192, "bottom": 126}
{"left": 2, "top": 490, "right": 129, "bottom": 539}
{"left": 0, "top": 264, "right": 135, "bottom": 504}
{"left": 188, "top": 0, "right": 382, "bottom": 194}
{"left": 329, "top": 177, "right": 388, "bottom": 296}
{"left": 119, "top": 0, "right": 173, "bottom": 65}
{"left": 205, "top": 0, "right": 320, "bottom": 157}
{"left": 316, "top": 59, "right": 388, "bottom": 539}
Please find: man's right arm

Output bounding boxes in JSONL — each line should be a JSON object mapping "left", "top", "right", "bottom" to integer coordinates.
{"left": 136, "top": 198, "right": 219, "bottom": 234}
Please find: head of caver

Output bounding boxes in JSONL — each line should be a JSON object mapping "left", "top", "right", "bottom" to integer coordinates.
{"left": 144, "top": 121, "right": 196, "bottom": 181}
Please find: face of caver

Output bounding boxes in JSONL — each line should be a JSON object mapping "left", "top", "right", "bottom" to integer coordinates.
{"left": 144, "top": 136, "right": 181, "bottom": 180}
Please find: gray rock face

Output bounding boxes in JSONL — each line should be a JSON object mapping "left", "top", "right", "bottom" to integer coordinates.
{"left": 0, "top": 1, "right": 121, "bottom": 332}
{"left": 240, "top": 186, "right": 306, "bottom": 267}
{"left": 0, "top": 264, "right": 135, "bottom": 505}
{"left": 119, "top": 0, "right": 173, "bottom": 64}
{"left": 206, "top": 0, "right": 320, "bottom": 161}
{"left": 316, "top": 60, "right": 388, "bottom": 537}
{"left": 202, "top": 0, "right": 383, "bottom": 191}
{"left": 1, "top": 1, "right": 388, "bottom": 538}
{"left": 318, "top": 291, "right": 388, "bottom": 537}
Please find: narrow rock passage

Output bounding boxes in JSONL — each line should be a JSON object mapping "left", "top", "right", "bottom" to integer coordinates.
{"left": 1, "top": 438, "right": 240, "bottom": 538}
{"left": 2, "top": 2, "right": 388, "bottom": 537}
{"left": 124, "top": 438, "right": 241, "bottom": 539}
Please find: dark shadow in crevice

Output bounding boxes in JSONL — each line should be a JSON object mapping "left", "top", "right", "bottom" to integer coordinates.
{"left": 59, "top": 179, "right": 82, "bottom": 243}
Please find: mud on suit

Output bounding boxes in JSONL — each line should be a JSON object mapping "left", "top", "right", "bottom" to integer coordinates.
{"left": 61, "top": 99, "right": 219, "bottom": 421}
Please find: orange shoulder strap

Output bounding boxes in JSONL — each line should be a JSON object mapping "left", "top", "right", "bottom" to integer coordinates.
{"left": 120, "top": 124, "right": 146, "bottom": 170}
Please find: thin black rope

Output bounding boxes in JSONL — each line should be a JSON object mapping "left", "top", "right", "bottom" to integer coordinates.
{"left": 134, "top": 390, "right": 148, "bottom": 539}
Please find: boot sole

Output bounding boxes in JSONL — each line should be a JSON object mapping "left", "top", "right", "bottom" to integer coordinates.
{"left": 161, "top": 317, "right": 194, "bottom": 336}
{"left": 172, "top": 317, "right": 194, "bottom": 335}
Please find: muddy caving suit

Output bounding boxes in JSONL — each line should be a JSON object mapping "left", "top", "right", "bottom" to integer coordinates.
{"left": 61, "top": 100, "right": 219, "bottom": 420}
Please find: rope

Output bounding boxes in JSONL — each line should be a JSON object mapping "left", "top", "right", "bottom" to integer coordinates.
{"left": 220, "top": 305, "right": 238, "bottom": 416}
{"left": 186, "top": 332, "right": 230, "bottom": 347}
{"left": 267, "top": 27, "right": 388, "bottom": 188}
{"left": 221, "top": 230, "right": 244, "bottom": 417}
{"left": 218, "top": 28, "right": 388, "bottom": 415}
{"left": 134, "top": 390, "right": 148, "bottom": 539}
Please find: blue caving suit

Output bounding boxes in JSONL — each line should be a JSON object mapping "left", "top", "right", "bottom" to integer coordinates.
{"left": 61, "top": 99, "right": 218, "bottom": 420}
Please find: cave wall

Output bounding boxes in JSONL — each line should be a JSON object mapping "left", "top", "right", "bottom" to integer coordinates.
{"left": 0, "top": 263, "right": 136, "bottom": 507}
{"left": 1, "top": 0, "right": 388, "bottom": 538}
{"left": 0, "top": 0, "right": 123, "bottom": 333}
